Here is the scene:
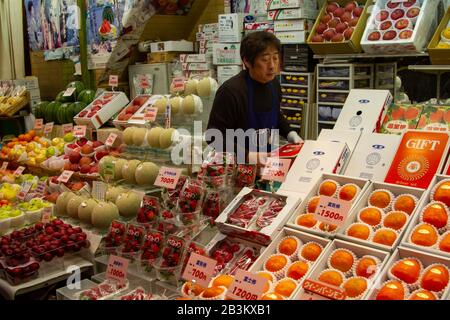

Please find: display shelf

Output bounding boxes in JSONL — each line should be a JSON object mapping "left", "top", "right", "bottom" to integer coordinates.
{"left": 314, "top": 52, "right": 429, "bottom": 60}
{"left": 318, "top": 120, "right": 336, "bottom": 125}
{"left": 56, "top": 279, "right": 98, "bottom": 300}
{"left": 316, "top": 102, "right": 345, "bottom": 106}
{"left": 316, "top": 76, "right": 350, "bottom": 80}
{"left": 317, "top": 89, "right": 350, "bottom": 93}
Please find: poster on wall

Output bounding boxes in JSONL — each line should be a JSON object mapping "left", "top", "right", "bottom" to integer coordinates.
{"left": 24, "top": 0, "right": 79, "bottom": 51}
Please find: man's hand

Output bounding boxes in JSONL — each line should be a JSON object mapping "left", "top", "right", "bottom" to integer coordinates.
{"left": 287, "top": 131, "right": 303, "bottom": 144}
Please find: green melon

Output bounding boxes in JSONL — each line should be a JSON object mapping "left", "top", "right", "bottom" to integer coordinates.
{"left": 77, "top": 89, "right": 96, "bottom": 104}
{"left": 56, "top": 103, "right": 74, "bottom": 124}
{"left": 34, "top": 101, "right": 49, "bottom": 119}
{"left": 56, "top": 90, "right": 75, "bottom": 103}
{"left": 70, "top": 102, "right": 87, "bottom": 118}
{"left": 45, "top": 101, "right": 61, "bottom": 123}
{"left": 66, "top": 81, "right": 85, "bottom": 98}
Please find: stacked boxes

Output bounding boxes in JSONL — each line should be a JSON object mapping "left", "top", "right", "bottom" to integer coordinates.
{"left": 191, "top": 23, "right": 219, "bottom": 79}
{"left": 13, "top": 77, "right": 40, "bottom": 112}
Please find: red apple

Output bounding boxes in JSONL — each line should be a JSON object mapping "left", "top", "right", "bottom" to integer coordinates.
{"left": 326, "top": 3, "right": 339, "bottom": 13}
{"left": 353, "top": 7, "right": 363, "bottom": 17}
{"left": 81, "top": 144, "right": 94, "bottom": 155}
{"left": 69, "top": 152, "right": 81, "bottom": 164}
{"left": 89, "top": 165, "right": 99, "bottom": 174}
{"left": 316, "top": 23, "right": 328, "bottom": 34}
{"left": 321, "top": 13, "right": 333, "bottom": 24}
{"left": 344, "top": 27, "right": 354, "bottom": 40}
{"left": 79, "top": 156, "right": 92, "bottom": 166}
{"left": 336, "top": 22, "right": 349, "bottom": 33}
{"left": 391, "top": 9, "right": 405, "bottom": 20}
{"left": 92, "top": 141, "right": 103, "bottom": 149}
{"left": 328, "top": 18, "right": 341, "bottom": 29}
{"left": 379, "top": 20, "right": 393, "bottom": 30}
{"left": 345, "top": 1, "right": 357, "bottom": 12}
{"left": 383, "top": 30, "right": 397, "bottom": 40}
{"left": 331, "top": 33, "right": 344, "bottom": 42}
{"left": 406, "top": 7, "right": 420, "bottom": 19}
{"left": 403, "top": 0, "right": 417, "bottom": 8}
{"left": 94, "top": 150, "right": 109, "bottom": 162}
{"left": 80, "top": 164, "right": 90, "bottom": 174}
{"left": 87, "top": 112, "right": 96, "bottom": 118}
{"left": 91, "top": 105, "right": 101, "bottom": 112}
{"left": 395, "top": 18, "right": 410, "bottom": 30}
{"left": 376, "top": 10, "right": 389, "bottom": 22}
{"left": 323, "top": 29, "right": 337, "bottom": 41}
{"left": 368, "top": 31, "right": 381, "bottom": 41}
{"left": 386, "top": 1, "right": 400, "bottom": 9}
{"left": 78, "top": 110, "right": 88, "bottom": 117}
{"left": 70, "top": 164, "right": 79, "bottom": 172}
{"left": 333, "top": 7, "right": 345, "bottom": 18}
{"left": 349, "top": 17, "right": 359, "bottom": 27}
{"left": 311, "top": 34, "right": 325, "bottom": 42}
{"left": 341, "top": 11, "right": 353, "bottom": 23}
{"left": 399, "top": 29, "right": 413, "bottom": 39}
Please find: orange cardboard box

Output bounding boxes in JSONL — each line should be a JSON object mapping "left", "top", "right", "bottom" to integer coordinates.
{"left": 384, "top": 130, "right": 450, "bottom": 189}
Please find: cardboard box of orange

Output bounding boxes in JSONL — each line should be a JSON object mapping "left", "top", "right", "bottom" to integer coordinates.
{"left": 380, "top": 104, "right": 424, "bottom": 135}
{"left": 427, "top": 6, "right": 450, "bottom": 65}
{"left": 307, "top": 0, "right": 371, "bottom": 55}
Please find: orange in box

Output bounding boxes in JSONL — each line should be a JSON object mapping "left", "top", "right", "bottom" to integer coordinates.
{"left": 384, "top": 131, "right": 450, "bottom": 189}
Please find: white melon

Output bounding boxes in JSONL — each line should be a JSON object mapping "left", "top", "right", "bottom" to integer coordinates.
{"left": 55, "top": 192, "right": 76, "bottom": 217}
{"left": 78, "top": 198, "right": 97, "bottom": 224}
{"left": 123, "top": 127, "right": 136, "bottom": 145}
{"left": 122, "top": 159, "right": 140, "bottom": 184}
{"left": 132, "top": 127, "right": 148, "bottom": 146}
{"left": 91, "top": 202, "right": 120, "bottom": 229}
{"left": 66, "top": 195, "right": 86, "bottom": 219}
{"left": 154, "top": 97, "right": 169, "bottom": 114}
{"left": 197, "top": 77, "right": 218, "bottom": 97}
{"left": 135, "top": 162, "right": 159, "bottom": 186}
{"left": 159, "top": 128, "right": 178, "bottom": 149}
{"left": 182, "top": 94, "right": 203, "bottom": 114}
{"left": 169, "top": 96, "right": 182, "bottom": 115}
{"left": 147, "top": 127, "right": 164, "bottom": 148}
{"left": 113, "top": 158, "right": 127, "bottom": 180}
{"left": 106, "top": 186, "right": 127, "bottom": 203}
{"left": 116, "top": 192, "right": 142, "bottom": 218}
{"left": 185, "top": 79, "right": 198, "bottom": 95}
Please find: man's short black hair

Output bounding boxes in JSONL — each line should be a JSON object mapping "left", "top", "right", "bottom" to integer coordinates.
{"left": 240, "top": 31, "right": 281, "bottom": 67}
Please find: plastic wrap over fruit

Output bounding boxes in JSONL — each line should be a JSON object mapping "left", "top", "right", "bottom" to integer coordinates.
{"left": 227, "top": 194, "right": 269, "bottom": 228}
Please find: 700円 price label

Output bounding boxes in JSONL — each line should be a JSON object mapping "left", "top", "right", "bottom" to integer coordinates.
{"left": 154, "top": 166, "right": 182, "bottom": 189}
{"left": 181, "top": 252, "right": 217, "bottom": 287}
{"left": 313, "top": 195, "right": 351, "bottom": 227}
{"left": 261, "top": 157, "right": 291, "bottom": 182}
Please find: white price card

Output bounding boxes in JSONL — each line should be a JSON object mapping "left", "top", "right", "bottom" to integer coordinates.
{"left": 109, "top": 75, "right": 119, "bottom": 87}
{"left": 106, "top": 255, "right": 129, "bottom": 286}
{"left": 57, "top": 170, "right": 74, "bottom": 183}
{"left": 154, "top": 167, "right": 182, "bottom": 189}
{"left": 63, "top": 87, "right": 76, "bottom": 97}
{"left": 181, "top": 252, "right": 217, "bottom": 288}
{"left": 313, "top": 196, "right": 351, "bottom": 227}
{"left": 226, "top": 269, "right": 267, "bottom": 300}
{"left": 105, "top": 133, "right": 118, "bottom": 147}
{"left": 34, "top": 119, "right": 44, "bottom": 130}
{"left": 261, "top": 157, "right": 291, "bottom": 182}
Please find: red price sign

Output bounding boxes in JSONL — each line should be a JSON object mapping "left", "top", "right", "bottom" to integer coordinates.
{"left": 226, "top": 269, "right": 267, "bottom": 300}
{"left": 144, "top": 107, "right": 158, "bottom": 122}
{"left": 41, "top": 207, "right": 52, "bottom": 223}
{"left": 34, "top": 119, "right": 43, "bottom": 130}
{"left": 1, "top": 162, "right": 8, "bottom": 170}
{"left": 106, "top": 255, "right": 129, "bottom": 286}
{"left": 35, "top": 181, "right": 47, "bottom": 196}
{"left": 154, "top": 167, "right": 182, "bottom": 189}
{"left": 182, "top": 252, "right": 217, "bottom": 288}
{"left": 62, "top": 123, "right": 73, "bottom": 134}
{"left": 313, "top": 195, "right": 351, "bottom": 227}
{"left": 13, "top": 166, "right": 25, "bottom": 177}
{"left": 57, "top": 170, "right": 74, "bottom": 183}
{"left": 105, "top": 133, "right": 118, "bottom": 147}
{"left": 44, "top": 122, "right": 54, "bottom": 135}
{"left": 171, "top": 77, "right": 185, "bottom": 92}
{"left": 261, "top": 157, "right": 291, "bottom": 182}
{"left": 63, "top": 87, "right": 76, "bottom": 97}
{"left": 301, "top": 279, "right": 347, "bottom": 300}
{"left": 73, "top": 125, "right": 87, "bottom": 138}
{"left": 109, "top": 75, "right": 119, "bottom": 87}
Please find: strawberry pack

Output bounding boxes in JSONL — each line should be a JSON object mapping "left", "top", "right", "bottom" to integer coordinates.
{"left": 140, "top": 229, "right": 165, "bottom": 272}
{"left": 103, "top": 220, "right": 127, "bottom": 255}
{"left": 137, "top": 196, "right": 160, "bottom": 226}
{"left": 120, "top": 224, "right": 145, "bottom": 259}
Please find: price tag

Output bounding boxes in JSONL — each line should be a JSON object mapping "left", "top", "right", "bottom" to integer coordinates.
{"left": 41, "top": 206, "right": 53, "bottom": 224}
{"left": 44, "top": 122, "right": 54, "bottom": 135}
{"left": 57, "top": 170, "right": 74, "bottom": 183}
{"left": 109, "top": 75, "right": 119, "bottom": 87}
{"left": 92, "top": 181, "right": 106, "bottom": 200}
{"left": 62, "top": 123, "right": 74, "bottom": 135}
{"left": 102, "top": 161, "right": 115, "bottom": 180}
{"left": 73, "top": 125, "right": 87, "bottom": 138}
{"left": 170, "top": 77, "right": 185, "bottom": 93}
{"left": 182, "top": 252, "right": 217, "bottom": 287}
{"left": 13, "top": 166, "right": 25, "bottom": 177}
{"left": 35, "top": 181, "right": 47, "bottom": 196}
{"left": 144, "top": 107, "right": 158, "bottom": 122}
{"left": 17, "top": 181, "right": 33, "bottom": 201}
{"left": 154, "top": 167, "right": 182, "bottom": 189}
{"left": 226, "top": 269, "right": 267, "bottom": 300}
{"left": 1, "top": 162, "right": 8, "bottom": 170}
{"left": 34, "top": 118, "right": 44, "bottom": 130}
{"left": 261, "top": 157, "right": 291, "bottom": 182}
{"left": 105, "top": 133, "right": 118, "bottom": 147}
{"left": 165, "top": 105, "right": 172, "bottom": 129}
{"left": 63, "top": 87, "right": 76, "bottom": 97}
{"left": 301, "top": 278, "right": 347, "bottom": 300}
{"left": 313, "top": 195, "right": 351, "bottom": 227}
{"left": 106, "top": 255, "right": 129, "bottom": 286}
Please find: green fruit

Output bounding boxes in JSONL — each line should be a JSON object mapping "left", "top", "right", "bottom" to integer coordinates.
{"left": 34, "top": 101, "right": 49, "bottom": 118}
{"left": 56, "top": 90, "right": 74, "bottom": 103}
{"left": 56, "top": 103, "right": 72, "bottom": 124}
{"left": 45, "top": 101, "right": 61, "bottom": 123}
{"left": 66, "top": 81, "right": 85, "bottom": 98}
{"left": 70, "top": 101, "right": 87, "bottom": 117}
{"left": 77, "top": 89, "right": 96, "bottom": 104}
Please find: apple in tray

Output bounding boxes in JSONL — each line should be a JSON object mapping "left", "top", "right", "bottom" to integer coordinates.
{"left": 116, "top": 95, "right": 149, "bottom": 122}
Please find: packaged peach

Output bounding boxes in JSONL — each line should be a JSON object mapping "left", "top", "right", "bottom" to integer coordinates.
{"left": 384, "top": 131, "right": 450, "bottom": 189}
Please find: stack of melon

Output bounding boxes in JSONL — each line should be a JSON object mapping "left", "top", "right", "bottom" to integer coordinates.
{"left": 34, "top": 81, "right": 96, "bottom": 125}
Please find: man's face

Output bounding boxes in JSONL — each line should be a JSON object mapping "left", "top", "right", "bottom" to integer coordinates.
{"left": 245, "top": 46, "right": 280, "bottom": 84}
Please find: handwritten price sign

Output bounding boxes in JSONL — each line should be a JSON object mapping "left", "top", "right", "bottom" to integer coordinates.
{"left": 35, "top": 181, "right": 47, "bottom": 196}
{"left": 109, "top": 75, "right": 119, "bottom": 87}
{"left": 313, "top": 196, "right": 351, "bottom": 227}
{"left": 13, "top": 166, "right": 26, "bottom": 177}
{"left": 62, "top": 123, "right": 73, "bottom": 135}
{"left": 63, "top": 87, "right": 76, "bottom": 97}
{"left": 1, "top": 162, "right": 8, "bottom": 170}
{"left": 171, "top": 77, "right": 186, "bottom": 93}
{"left": 144, "top": 107, "right": 158, "bottom": 122}
{"left": 34, "top": 119, "right": 43, "bottom": 130}
{"left": 182, "top": 252, "right": 217, "bottom": 287}
{"left": 261, "top": 157, "right": 291, "bottom": 182}
{"left": 226, "top": 269, "right": 267, "bottom": 300}
{"left": 301, "top": 278, "right": 346, "bottom": 300}
{"left": 105, "top": 133, "right": 118, "bottom": 147}
{"left": 44, "top": 122, "right": 54, "bottom": 135}
{"left": 73, "top": 125, "right": 87, "bottom": 138}
{"left": 57, "top": 170, "right": 74, "bottom": 183}
{"left": 106, "top": 255, "right": 129, "bottom": 286}
{"left": 154, "top": 167, "right": 182, "bottom": 189}
{"left": 41, "top": 206, "right": 53, "bottom": 224}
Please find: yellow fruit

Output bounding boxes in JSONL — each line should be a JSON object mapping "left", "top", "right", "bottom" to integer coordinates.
{"left": 185, "top": 79, "right": 198, "bottom": 95}
{"left": 154, "top": 97, "right": 169, "bottom": 114}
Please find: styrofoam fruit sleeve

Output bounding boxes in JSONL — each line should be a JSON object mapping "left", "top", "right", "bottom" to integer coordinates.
{"left": 407, "top": 288, "right": 438, "bottom": 300}
{"left": 198, "top": 285, "right": 228, "bottom": 300}
{"left": 256, "top": 270, "right": 277, "bottom": 284}
{"left": 284, "top": 260, "right": 312, "bottom": 283}
{"left": 340, "top": 276, "right": 370, "bottom": 300}
{"left": 305, "top": 195, "right": 321, "bottom": 214}
{"left": 437, "top": 230, "right": 450, "bottom": 253}
{"left": 297, "top": 241, "right": 324, "bottom": 264}
{"left": 392, "top": 193, "right": 419, "bottom": 215}
{"left": 418, "top": 263, "right": 450, "bottom": 298}
{"left": 276, "top": 235, "right": 303, "bottom": 261}
{"left": 326, "top": 248, "right": 358, "bottom": 277}
{"left": 344, "top": 222, "right": 374, "bottom": 241}
{"left": 316, "top": 268, "right": 347, "bottom": 287}
{"left": 272, "top": 277, "right": 299, "bottom": 299}
{"left": 419, "top": 201, "right": 450, "bottom": 234}
{"left": 382, "top": 210, "right": 409, "bottom": 232}
{"left": 317, "top": 179, "right": 341, "bottom": 198}
{"left": 408, "top": 222, "right": 440, "bottom": 248}
{"left": 374, "top": 279, "right": 410, "bottom": 300}
{"left": 387, "top": 257, "right": 424, "bottom": 292}
{"left": 430, "top": 178, "right": 450, "bottom": 203}
{"left": 181, "top": 281, "right": 204, "bottom": 299}
{"left": 367, "top": 189, "right": 395, "bottom": 212}
{"left": 337, "top": 183, "right": 361, "bottom": 203}
{"left": 352, "top": 255, "right": 382, "bottom": 280}
{"left": 356, "top": 206, "right": 384, "bottom": 230}
{"left": 263, "top": 253, "right": 291, "bottom": 281}
{"left": 370, "top": 227, "right": 400, "bottom": 247}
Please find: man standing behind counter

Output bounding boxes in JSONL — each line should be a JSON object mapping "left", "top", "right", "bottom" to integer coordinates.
{"left": 207, "top": 31, "right": 303, "bottom": 164}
